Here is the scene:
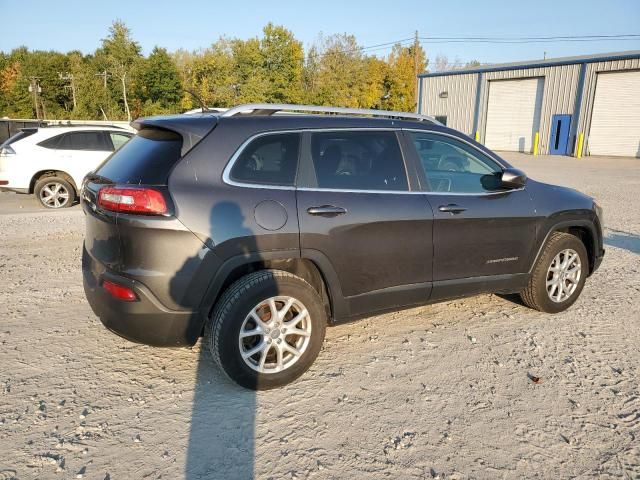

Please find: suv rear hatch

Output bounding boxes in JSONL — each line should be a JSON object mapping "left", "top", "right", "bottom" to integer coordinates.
{"left": 82, "top": 115, "right": 218, "bottom": 316}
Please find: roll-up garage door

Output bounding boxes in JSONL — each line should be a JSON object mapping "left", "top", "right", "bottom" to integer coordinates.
{"left": 485, "top": 78, "right": 544, "bottom": 152}
{"left": 588, "top": 71, "right": 640, "bottom": 158}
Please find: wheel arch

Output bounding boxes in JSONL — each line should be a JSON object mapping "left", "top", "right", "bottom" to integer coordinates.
{"left": 30, "top": 170, "right": 78, "bottom": 195}
{"left": 199, "top": 250, "right": 347, "bottom": 331}
{"left": 532, "top": 219, "right": 599, "bottom": 275}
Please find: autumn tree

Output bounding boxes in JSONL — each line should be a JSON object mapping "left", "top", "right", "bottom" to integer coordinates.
{"left": 382, "top": 42, "right": 426, "bottom": 112}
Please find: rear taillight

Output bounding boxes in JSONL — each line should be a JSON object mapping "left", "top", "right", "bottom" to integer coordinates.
{"left": 102, "top": 280, "right": 138, "bottom": 302}
{"left": 98, "top": 187, "right": 167, "bottom": 215}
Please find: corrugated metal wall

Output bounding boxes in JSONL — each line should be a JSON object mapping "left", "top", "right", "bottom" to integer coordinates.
{"left": 420, "top": 73, "right": 478, "bottom": 135}
{"left": 419, "top": 56, "right": 640, "bottom": 155}
{"left": 577, "top": 57, "right": 640, "bottom": 153}
{"left": 477, "top": 64, "right": 581, "bottom": 154}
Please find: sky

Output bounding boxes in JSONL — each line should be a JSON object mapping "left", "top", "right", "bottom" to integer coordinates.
{"left": 1, "top": 0, "right": 639, "bottom": 66}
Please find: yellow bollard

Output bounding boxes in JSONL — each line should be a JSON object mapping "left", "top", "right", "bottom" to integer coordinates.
{"left": 533, "top": 132, "right": 539, "bottom": 156}
{"left": 474, "top": 131, "right": 480, "bottom": 142}
{"left": 576, "top": 133, "right": 584, "bottom": 159}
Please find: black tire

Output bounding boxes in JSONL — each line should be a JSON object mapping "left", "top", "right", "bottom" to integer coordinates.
{"left": 34, "top": 175, "right": 76, "bottom": 209}
{"left": 205, "top": 269, "right": 327, "bottom": 390}
{"left": 520, "top": 232, "right": 588, "bottom": 313}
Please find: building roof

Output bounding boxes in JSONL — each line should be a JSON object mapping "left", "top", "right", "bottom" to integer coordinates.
{"left": 418, "top": 50, "right": 640, "bottom": 78}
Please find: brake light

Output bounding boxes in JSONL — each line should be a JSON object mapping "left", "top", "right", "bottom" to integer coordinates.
{"left": 102, "top": 280, "right": 138, "bottom": 302}
{"left": 98, "top": 187, "right": 167, "bottom": 215}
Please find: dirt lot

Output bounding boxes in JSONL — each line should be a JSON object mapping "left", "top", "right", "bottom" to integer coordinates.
{"left": 1, "top": 153, "right": 639, "bottom": 480}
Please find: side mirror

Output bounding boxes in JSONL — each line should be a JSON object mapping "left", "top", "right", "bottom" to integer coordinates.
{"left": 500, "top": 168, "right": 527, "bottom": 189}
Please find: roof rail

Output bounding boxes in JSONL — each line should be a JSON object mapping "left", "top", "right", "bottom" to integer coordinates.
{"left": 220, "top": 103, "right": 440, "bottom": 124}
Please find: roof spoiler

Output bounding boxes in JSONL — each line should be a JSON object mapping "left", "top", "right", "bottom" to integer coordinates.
{"left": 131, "top": 114, "right": 218, "bottom": 156}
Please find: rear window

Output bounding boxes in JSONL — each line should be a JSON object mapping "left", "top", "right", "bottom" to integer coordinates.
{"left": 95, "top": 128, "right": 182, "bottom": 184}
{"left": 1, "top": 129, "right": 37, "bottom": 147}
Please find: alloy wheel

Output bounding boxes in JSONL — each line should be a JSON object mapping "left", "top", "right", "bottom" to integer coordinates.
{"left": 546, "top": 248, "right": 582, "bottom": 303}
{"left": 238, "top": 296, "right": 312, "bottom": 374}
{"left": 40, "top": 182, "right": 70, "bottom": 208}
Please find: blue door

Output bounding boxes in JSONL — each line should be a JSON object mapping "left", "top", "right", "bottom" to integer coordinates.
{"left": 549, "top": 114, "right": 572, "bottom": 155}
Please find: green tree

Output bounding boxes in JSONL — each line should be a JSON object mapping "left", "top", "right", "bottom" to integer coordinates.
{"left": 309, "top": 33, "right": 367, "bottom": 108}
{"left": 260, "top": 23, "right": 304, "bottom": 103}
{"left": 98, "top": 20, "right": 142, "bottom": 120}
{"left": 139, "top": 46, "right": 182, "bottom": 114}
{"left": 231, "top": 37, "right": 268, "bottom": 103}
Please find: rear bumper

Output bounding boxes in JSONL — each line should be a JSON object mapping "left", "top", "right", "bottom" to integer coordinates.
{"left": 82, "top": 244, "right": 202, "bottom": 347}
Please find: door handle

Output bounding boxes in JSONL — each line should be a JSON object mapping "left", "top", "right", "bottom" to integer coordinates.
{"left": 438, "top": 204, "right": 466, "bottom": 214}
{"left": 307, "top": 205, "right": 347, "bottom": 217}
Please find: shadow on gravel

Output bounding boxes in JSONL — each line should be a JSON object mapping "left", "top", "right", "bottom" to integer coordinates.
{"left": 605, "top": 229, "right": 640, "bottom": 255}
{"left": 495, "top": 293, "right": 526, "bottom": 307}
{"left": 186, "top": 350, "right": 255, "bottom": 479}
{"left": 179, "top": 201, "right": 258, "bottom": 479}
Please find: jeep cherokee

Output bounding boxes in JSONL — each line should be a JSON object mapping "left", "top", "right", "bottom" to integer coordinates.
{"left": 81, "top": 103, "right": 605, "bottom": 390}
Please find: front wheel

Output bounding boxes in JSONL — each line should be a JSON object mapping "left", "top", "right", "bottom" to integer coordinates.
{"left": 205, "top": 270, "right": 327, "bottom": 390}
{"left": 520, "top": 232, "right": 588, "bottom": 313}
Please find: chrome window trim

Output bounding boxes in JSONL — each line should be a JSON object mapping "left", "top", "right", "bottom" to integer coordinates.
{"left": 222, "top": 128, "right": 524, "bottom": 197}
{"left": 223, "top": 128, "right": 405, "bottom": 191}
{"left": 223, "top": 130, "right": 300, "bottom": 191}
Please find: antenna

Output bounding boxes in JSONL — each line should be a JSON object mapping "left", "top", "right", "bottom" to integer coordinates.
{"left": 183, "top": 88, "right": 209, "bottom": 112}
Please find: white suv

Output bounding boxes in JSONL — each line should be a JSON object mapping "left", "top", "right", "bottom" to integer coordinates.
{"left": 0, "top": 126, "right": 134, "bottom": 208}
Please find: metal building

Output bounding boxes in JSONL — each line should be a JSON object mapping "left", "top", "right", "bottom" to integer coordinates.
{"left": 417, "top": 50, "right": 640, "bottom": 158}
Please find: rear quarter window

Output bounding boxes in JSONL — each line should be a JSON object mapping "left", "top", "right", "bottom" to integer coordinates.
{"left": 95, "top": 128, "right": 182, "bottom": 185}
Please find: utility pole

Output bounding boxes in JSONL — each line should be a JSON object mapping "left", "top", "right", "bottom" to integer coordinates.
{"left": 414, "top": 30, "right": 419, "bottom": 112}
{"left": 59, "top": 72, "right": 77, "bottom": 111}
{"left": 96, "top": 70, "right": 110, "bottom": 89}
{"left": 28, "top": 77, "right": 41, "bottom": 119}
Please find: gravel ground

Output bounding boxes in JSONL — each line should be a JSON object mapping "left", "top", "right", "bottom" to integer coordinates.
{"left": 0, "top": 153, "right": 638, "bottom": 480}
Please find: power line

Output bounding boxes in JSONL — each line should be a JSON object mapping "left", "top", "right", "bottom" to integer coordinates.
{"left": 306, "top": 33, "right": 640, "bottom": 60}
{"left": 420, "top": 33, "right": 640, "bottom": 41}
{"left": 419, "top": 34, "right": 640, "bottom": 44}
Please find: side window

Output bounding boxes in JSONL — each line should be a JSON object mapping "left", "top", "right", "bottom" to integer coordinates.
{"left": 38, "top": 134, "right": 64, "bottom": 149}
{"left": 57, "top": 131, "right": 110, "bottom": 151}
{"left": 309, "top": 131, "right": 408, "bottom": 191}
{"left": 110, "top": 132, "right": 132, "bottom": 151}
{"left": 230, "top": 133, "right": 300, "bottom": 186}
{"left": 408, "top": 132, "right": 503, "bottom": 193}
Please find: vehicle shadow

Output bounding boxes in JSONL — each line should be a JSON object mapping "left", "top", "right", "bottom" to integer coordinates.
{"left": 185, "top": 349, "right": 255, "bottom": 479}
{"left": 171, "top": 201, "right": 260, "bottom": 479}
{"left": 605, "top": 228, "right": 640, "bottom": 255}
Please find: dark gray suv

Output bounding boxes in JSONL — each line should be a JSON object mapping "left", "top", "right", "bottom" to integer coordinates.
{"left": 82, "top": 103, "right": 605, "bottom": 390}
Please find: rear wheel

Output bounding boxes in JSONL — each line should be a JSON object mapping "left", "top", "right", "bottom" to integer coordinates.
{"left": 520, "top": 232, "right": 588, "bottom": 313}
{"left": 205, "top": 270, "right": 327, "bottom": 390}
{"left": 34, "top": 176, "right": 75, "bottom": 209}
